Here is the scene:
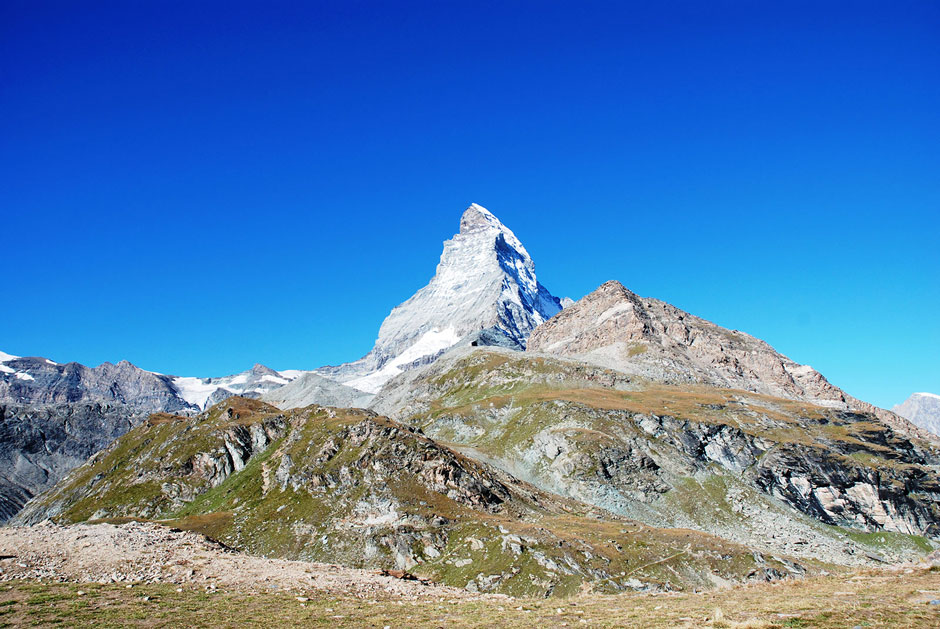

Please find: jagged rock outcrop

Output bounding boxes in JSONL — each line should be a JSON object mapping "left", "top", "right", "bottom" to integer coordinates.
{"left": 0, "top": 355, "right": 190, "bottom": 413}
{"left": 316, "top": 204, "right": 563, "bottom": 393}
{"left": 894, "top": 393, "right": 940, "bottom": 437}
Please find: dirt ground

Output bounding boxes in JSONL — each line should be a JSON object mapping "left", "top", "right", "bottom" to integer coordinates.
{"left": 0, "top": 521, "right": 491, "bottom": 600}
{"left": 1, "top": 521, "right": 939, "bottom": 628}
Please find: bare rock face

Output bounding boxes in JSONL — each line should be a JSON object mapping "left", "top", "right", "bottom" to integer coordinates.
{"left": 0, "top": 356, "right": 190, "bottom": 414}
{"left": 0, "top": 352, "right": 304, "bottom": 522}
{"left": 527, "top": 281, "right": 934, "bottom": 443}
{"left": 0, "top": 401, "right": 143, "bottom": 521}
{"left": 528, "top": 281, "right": 838, "bottom": 401}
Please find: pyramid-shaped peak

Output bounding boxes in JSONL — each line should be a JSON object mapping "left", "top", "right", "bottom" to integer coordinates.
{"left": 459, "top": 203, "right": 504, "bottom": 234}
{"left": 249, "top": 363, "right": 280, "bottom": 377}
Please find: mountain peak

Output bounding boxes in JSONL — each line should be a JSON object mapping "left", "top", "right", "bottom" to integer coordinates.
{"left": 459, "top": 202, "right": 502, "bottom": 234}
{"left": 317, "top": 202, "right": 563, "bottom": 393}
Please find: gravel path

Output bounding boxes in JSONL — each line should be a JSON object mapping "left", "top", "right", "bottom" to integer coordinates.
{"left": 0, "top": 521, "right": 494, "bottom": 600}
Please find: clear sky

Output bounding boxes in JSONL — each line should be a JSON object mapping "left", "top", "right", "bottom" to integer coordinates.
{"left": 2, "top": 1, "right": 937, "bottom": 409}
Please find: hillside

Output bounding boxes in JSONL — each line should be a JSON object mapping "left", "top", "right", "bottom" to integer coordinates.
{"left": 372, "top": 347, "right": 940, "bottom": 563}
{"left": 15, "top": 397, "right": 807, "bottom": 597}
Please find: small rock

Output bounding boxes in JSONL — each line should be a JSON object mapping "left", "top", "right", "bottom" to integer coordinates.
{"left": 296, "top": 596, "right": 309, "bottom": 602}
{"left": 929, "top": 599, "right": 940, "bottom": 605}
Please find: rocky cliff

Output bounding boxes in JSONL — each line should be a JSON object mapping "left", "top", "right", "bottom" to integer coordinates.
{"left": 0, "top": 351, "right": 302, "bottom": 521}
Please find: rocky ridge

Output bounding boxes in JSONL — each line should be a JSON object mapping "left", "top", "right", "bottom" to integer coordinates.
{"left": 526, "top": 281, "right": 934, "bottom": 444}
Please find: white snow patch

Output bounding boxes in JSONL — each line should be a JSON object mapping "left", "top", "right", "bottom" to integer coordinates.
{"left": 277, "top": 370, "right": 306, "bottom": 380}
{"left": 0, "top": 351, "right": 19, "bottom": 363}
{"left": 347, "top": 327, "right": 461, "bottom": 394}
{"left": 0, "top": 364, "right": 13, "bottom": 374}
{"left": 914, "top": 392, "right": 940, "bottom": 400}
{"left": 171, "top": 377, "right": 221, "bottom": 409}
{"left": 45, "top": 359, "right": 57, "bottom": 365}
{"left": 788, "top": 364, "right": 817, "bottom": 376}
{"left": 15, "top": 372, "right": 34, "bottom": 381}
{"left": 261, "top": 374, "right": 289, "bottom": 385}
{"left": 226, "top": 374, "right": 249, "bottom": 386}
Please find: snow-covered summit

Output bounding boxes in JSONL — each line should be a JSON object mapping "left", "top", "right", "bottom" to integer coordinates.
{"left": 319, "top": 203, "right": 563, "bottom": 393}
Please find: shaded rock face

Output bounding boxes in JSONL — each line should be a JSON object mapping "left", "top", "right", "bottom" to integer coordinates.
{"left": 0, "top": 402, "right": 142, "bottom": 521}
{"left": 316, "top": 204, "right": 562, "bottom": 393}
{"left": 526, "top": 281, "right": 933, "bottom": 444}
{"left": 754, "top": 442, "right": 940, "bottom": 537}
{"left": 894, "top": 393, "right": 940, "bottom": 437}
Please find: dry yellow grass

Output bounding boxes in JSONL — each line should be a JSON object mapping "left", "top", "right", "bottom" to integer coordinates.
{"left": 5, "top": 565, "right": 939, "bottom": 627}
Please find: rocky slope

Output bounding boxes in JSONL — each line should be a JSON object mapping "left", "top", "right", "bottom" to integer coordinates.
{"left": 526, "top": 281, "right": 934, "bottom": 444}
{"left": 894, "top": 393, "right": 940, "bottom": 437}
{"left": 315, "top": 204, "right": 563, "bottom": 394}
{"left": 0, "top": 401, "right": 144, "bottom": 521}
{"left": 15, "top": 397, "right": 801, "bottom": 597}
{"left": 371, "top": 348, "right": 940, "bottom": 564}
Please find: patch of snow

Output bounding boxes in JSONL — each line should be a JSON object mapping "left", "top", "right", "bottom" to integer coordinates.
{"left": 45, "top": 359, "right": 57, "bottom": 365}
{"left": 914, "top": 392, "right": 940, "bottom": 400}
{"left": 277, "top": 370, "right": 306, "bottom": 380}
{"left": 15, "top": 372, "right": 34, "bottom": 381}
{"left": 261, "top": 374, "right": 289, "bottom": 385}
{"left": 171, "top": 377, "right": 220, "bottom": 409}
{"left": 0, "top": 351, "right": 19, "bottom": 363}
{"left": 788, "top": 364, "right": 817, "bottom": 376}
{"left": 226, "top": 374, "right": 249, "bottom": 386}
{"left": 347, "top": 327, "right": 461, "bottom": 394}
{"left": 0, "top": 364, "right": 13, "bottom": 374}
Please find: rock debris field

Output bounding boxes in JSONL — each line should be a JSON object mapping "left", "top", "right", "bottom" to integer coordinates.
{"left": 0, "top": 521, "right": 495, "bottom": 600}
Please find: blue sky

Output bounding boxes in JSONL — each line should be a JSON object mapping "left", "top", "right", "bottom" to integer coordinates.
{"left": 1, "top": 1, "right": 937, "bottom": 408}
